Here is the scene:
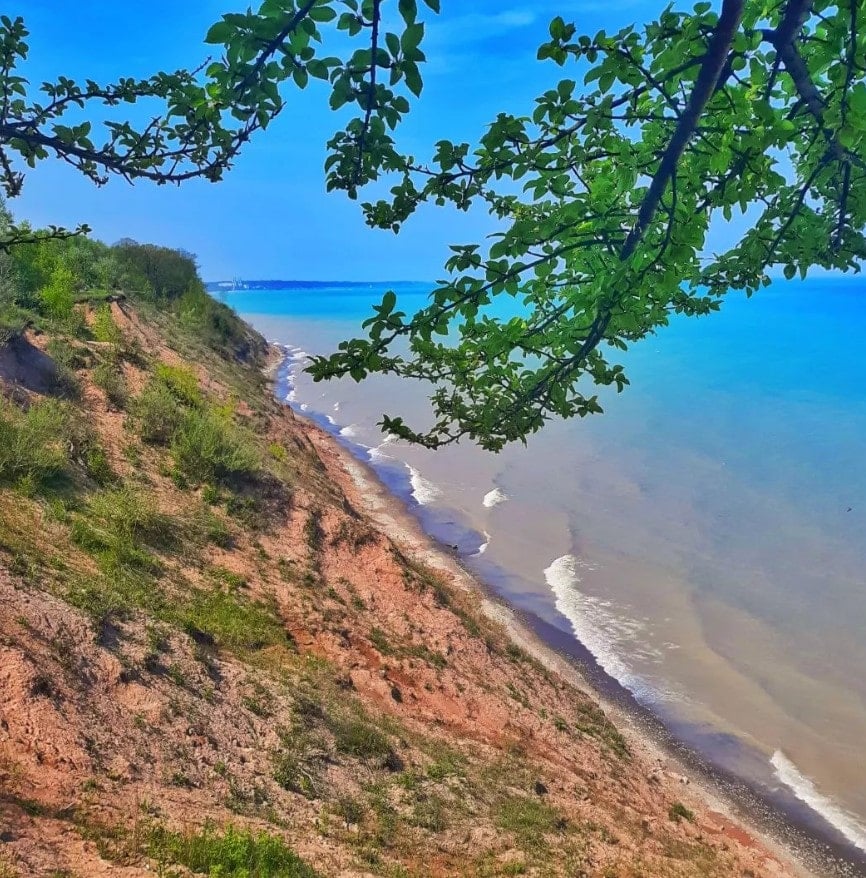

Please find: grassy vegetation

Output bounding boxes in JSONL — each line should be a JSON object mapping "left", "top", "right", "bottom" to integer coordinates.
{"left": 329, "top": 714, "right": 401, "bottom": 768}
{"left": 0, "top": 398, "right": 74, "bottom": 489}
{"left": 91, "top": 303, "right": 122, "bottom": 345}
{"left": 2, "top": 796, "right": 323, "bottom": 878}
{"left": 70, "top": 487, "right": 174, "bottom": 582}
{"left": 143, "top": 823, "right": 319, "bottom": 877}
{"left": 171, "top": 407, "right": 259, "bottom": 485}
{"left": 572, "top": 701, "right": 631, "bottom": 760}
{"left": 154, "top": 362, "right": 202, "bottom": 406}
{"left": 92, "top": 359, "right": 128, "bottom": 409}
{"left": 495, "top": 796, "right": 567, "bottom": 850}
{"left": 131, "top": 379, "right": 185, "bottom": 445}
{"left": 177, "top": 586, "right": 289, "bottom": 655}
{"left": 44, "top": 336, "right": 84, "bottom": 398}
{"left": 669, "top": 801, "right": 695, "bottom": 823}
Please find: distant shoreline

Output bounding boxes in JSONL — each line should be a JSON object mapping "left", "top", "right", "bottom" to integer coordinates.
{"left": 206, "top": 279, "right": 432, "bottom": 293}
{"left": 267, "top": 341, "right": 866, "bottom": 878}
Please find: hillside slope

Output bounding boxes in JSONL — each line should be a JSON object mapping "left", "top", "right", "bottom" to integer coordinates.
{"left": 0, "top": 294, "right": 798, "bottom": 877}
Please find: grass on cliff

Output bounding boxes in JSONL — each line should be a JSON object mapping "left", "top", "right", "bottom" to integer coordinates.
{"left": 0, "top": 398, "right": 75, "bottom": 489}
{"left": 144, "top": 823, "right": 320, "bottom": 878}
{"left": 74, "top": 818, "right": 319, "bottom": 878}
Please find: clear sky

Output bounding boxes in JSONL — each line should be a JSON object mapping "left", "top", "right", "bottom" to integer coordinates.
{"left": 13, "top": 1, "right": 658, "bottom": 282}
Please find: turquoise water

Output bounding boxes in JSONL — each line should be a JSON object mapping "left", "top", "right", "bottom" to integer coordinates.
{"left": 216, "top": 277, "right": 866, "bottom": 859}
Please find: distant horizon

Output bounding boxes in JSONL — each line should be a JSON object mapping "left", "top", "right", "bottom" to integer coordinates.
{"left": 205, "top": 278, "right": 434, "bottom": 288}
{"left": 204, "top": 271, "right": 849, "bottom": 287}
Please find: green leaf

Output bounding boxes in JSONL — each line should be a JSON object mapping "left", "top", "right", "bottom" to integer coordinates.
{"left": 398, "top": 0, "right": 418, "bottom": 25}
{"left": 204, "top": 20, "right": 233, "bottom": 44}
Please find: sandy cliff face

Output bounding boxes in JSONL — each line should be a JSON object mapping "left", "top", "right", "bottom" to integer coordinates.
{"left": 0, "top": 301, "right": 799, "bottom": 877}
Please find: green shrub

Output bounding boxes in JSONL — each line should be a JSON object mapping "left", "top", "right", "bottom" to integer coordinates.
{"left": 0, "top": 301, "right": 31, "bottom": 344}
{"left": 668, "top": 802, "right": 694, "bottom": 823}
{"left": 495, "top": 797, "right": 566, "bottom": 848}
{"left": 39, "top": 265, "right": 75, "bottom": 320}
{"left": 188, "top": 505, "right": 232, "bottom": 548}
{"left": 177, "top": 587, "right": 287, "bottom": 654}
{"left": 71, "top": 487, "right": 179, "bottom": 580}
{"left": 273, "top": 751, "right": 320, "bottom": 800}
{"left": 88, "top": 487, "right": 177, "bottom": 548}
{"left": 269, "top": 442, "right": 287, "bottom": 462}
{"left": 176, "top": 284, "right": 264, "bottom": 364}
{"left": 328, "top": 715, "right": 398, "bottom": 767}
{"left": 171, "top": 408, "right": 258, "bottom": 485}
{"left": 46, "top": 336, "right": 87, "bottom": 371}
{"left": 43, "top": 337, "right": 83, "bottom": 398}
{"left": 0, "top": 398, "right": 72, "bottom": 488}
{"left": 130, "top": 381, "right": 184, "bottom": 445}
{"left": 154, "top": 362, "right": 201, "bottom": 406}
{"left": 573, "top": 702, "right": 630, "bottom": 759}
{"left": 83, "top": 446, "right": 116, "bottom": 486}
{"left": 144, "top": 823, "right": 319, "bottom": 877}
{"left": 334, "top": 796, "right": 366, "bottom": 830}
{"left": 93, "top": 361, "right": 128, "bottom": 409}
{"left": 91, "top": 303, "right": 122, "bottom": 344}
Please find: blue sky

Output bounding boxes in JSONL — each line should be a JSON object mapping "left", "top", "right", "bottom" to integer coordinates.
{"left": 13, "top": 1, "right": 655, "bottom": 281}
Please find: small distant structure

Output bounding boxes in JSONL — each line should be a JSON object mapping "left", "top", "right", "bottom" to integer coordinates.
{"left": 214, "top": 278, "right": 247, "bottom": 290}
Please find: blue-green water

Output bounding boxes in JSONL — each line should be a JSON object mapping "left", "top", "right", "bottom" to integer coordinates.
{"left": 216, "top": 277, "right": 866, "bottom": 859}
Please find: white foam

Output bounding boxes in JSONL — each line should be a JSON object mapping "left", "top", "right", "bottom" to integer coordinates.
{"left": 406, "top": 464, "right": 442, "bottom": 506}
{"left": 333, "top": 402, "right": 341, "bottom": 412}
{"left": 285, "top": 388, "right": 297, "bottom": 402}
{"left": 368, "top": 444, "right": 393, "bottom": 462}
{"left": 771, "top": 751, "right": 866, "bottom": 852}
{"left": 299, "top": 403, "right": 309, "bottom": 412}
{"left": 339, "top": 424, "right": 358, "bottom": 438}
{"left": 483, "top": 487, "right": 509, "bottom": 508}
{"left": 544, "top": 554, "right": 659, "bottom": 702}
{"left": 325, "top": 415, "right": 337, "bottom": 425}
{"left": 473, "top": 531, "right": 492, "bottom": 557}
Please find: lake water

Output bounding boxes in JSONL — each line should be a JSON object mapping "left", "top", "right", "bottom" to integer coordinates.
{"left": 216, "top": 276, "right": 866, "bottom": 863}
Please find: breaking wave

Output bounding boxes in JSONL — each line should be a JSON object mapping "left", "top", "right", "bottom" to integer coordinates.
{"left": 472, "top": 531, "right": 492, "bottom": 557}
{"left": 771, "top": 751, "right": 866, "bottom": 852}
{"left": 407, "top": 464, "right": 442, "bottom": 506}
{"left": 483, "top": 487, "right": 508, "bottom": 508}
{"left": 544, "top": 554, "right": 660, "bottom": 703}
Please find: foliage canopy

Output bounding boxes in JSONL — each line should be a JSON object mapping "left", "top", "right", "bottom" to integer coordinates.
{"left": 2, "top": 0, "right": 865, "bottom": 448}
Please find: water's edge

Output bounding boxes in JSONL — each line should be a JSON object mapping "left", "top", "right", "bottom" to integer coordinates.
{"left": 271, "top": 344, "right": 866, "bottom": 877}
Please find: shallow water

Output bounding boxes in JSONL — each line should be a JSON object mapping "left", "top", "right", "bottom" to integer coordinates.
{"left": 218, "top": 277, "right": 866, "bottom": 858}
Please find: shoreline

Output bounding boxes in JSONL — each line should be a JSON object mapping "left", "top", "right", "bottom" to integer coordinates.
{"left": 266, "top": 342, "right": 865, "bottom": 878}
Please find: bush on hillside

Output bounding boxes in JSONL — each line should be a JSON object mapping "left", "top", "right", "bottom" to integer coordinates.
{"left": 154, "top": 362, "right": 202, "bottom": 406}
{"left": 0, "top": 302, "right": 31, "bottom": 345}
{"left": 171, "top": 408, "right": 258, "bottom": 486}
{"left": 88, "top": 486, "right": 177, "bottom": 548}
{"left": 130, "top": 381, "right": 185, "bottom": 445}
{"left": 38, "top": 264, "right": 76, "bottom": 321}
{"left": 71, "top": 487, "right": 178, "bottom": 577}
{"left": 44, "top": 337, "right": 86, "bottom": 399}
{"left": 0, "top": 398, "right": 73, "bottom": 488}
{"left": 143, "top": 824, "right": 318, "bottom": 878}
{"left": 91, "top": 303, "right": 123, "bottom": 345}
{"left": 93, "top": 360, "right": 128, "bottom": 409}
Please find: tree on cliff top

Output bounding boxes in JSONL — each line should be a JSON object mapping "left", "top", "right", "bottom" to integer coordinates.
{"left": 2, "top": 1, "right": 865, "bottom": 449}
